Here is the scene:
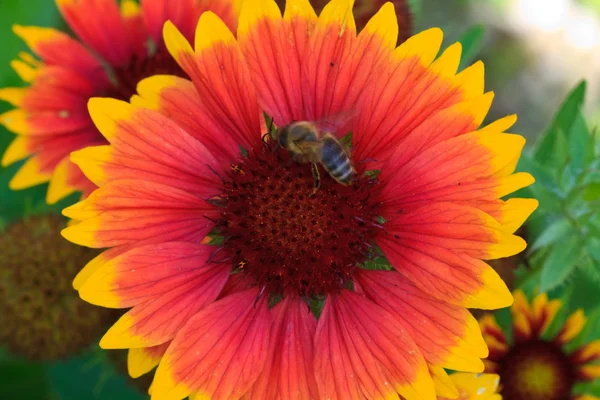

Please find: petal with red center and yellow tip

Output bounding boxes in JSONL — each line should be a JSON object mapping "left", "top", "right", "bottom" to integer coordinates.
{"left": 369, "top": 92, "right": 494, "bottom": 174}
{"left": 480, "top": 198, "right": 540, "bottom": 234}
{"left": 510, "top": 291, "right": 549, "bottom": 343}
{"left": 98, "top": 258, "right": 229, "bottom": 348}
{"left": 572, "top": 395, "right": 600, "bottom": 400}
{"left": 128, "top": 342, "right": 170, "bottom": 378}
{"left": 84, "top": 98, "right": 222, "bottom": 196}
{"left": 445, "top": 373, "right": 501, "bottom": 400}
{"left": 0, "top": 87, "right": 26, "bottom": 106}
{"left": 12, "top": 25, "right": 107, "bottom": 81}
{"left": 78, "top": 242, "right": 225, "bottom": 309}
{"left": 478, "top": 314, "right": 508, "bottom": 362}
{"left": 238, "top": 0, "right": 309, "bottom": 124}
{"left": 379, "top": 131, "right": 532, "bottom": 215}
{"left": 244, "top": 296, "right": 319, "bottom": 400}
{"left": 555, "top": 309, "right": 587, "bottom": 345}
{"left": 355, "top": 270, "right": 487, "bottom": 372}
{"left": 164, "top": 12, "right": 262, "bottom": 152}
{"left": 578, "top": 365, "right": 600, "bottom": 381}
{"left": 571, "top": 339, "right": 600, "bottom": 365}
{"left": 152, "top": 289, "right": 271, "bottom": 400}
{"left": 314, "top": 290, "right": 435, "bottom": 400}
{"left": 46, "top": 156, "right": 78, "bottom": 204}
{"left": 56, "top": 0, "right": 131, "bottom": 66}
{"left": 531, "top": 292, "right": 562, "bottom": 336}
{"left": 377, "top": 203, "right": 517, "bottom": 309}
{"left": 8, "top": 155, "right": 52, "bottom": 190}
{"left": 21, "top": 66, "right": 98, "bottom": 112}
{"left": 0, "top": 109, "right": 91, "bottom": 136}
{"left": 5, "top": 128, "right": 95, "bottom": 198}
{"left": 428, "top": 365, "right": 459, "bottom": 399}
{"left": 1, "top": 136, "right": 31, "bottom": 167}
{"left": 62, "top": 179, "right": 219, "bottom": 248}
{"left": 132, "top": 75, "right": 242, "bottom": 163}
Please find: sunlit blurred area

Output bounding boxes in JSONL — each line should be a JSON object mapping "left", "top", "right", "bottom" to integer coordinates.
{"left": 418, "top": 0, "right": 600, "bottom": 139}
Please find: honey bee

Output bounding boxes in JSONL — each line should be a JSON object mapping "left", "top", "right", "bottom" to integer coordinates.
{"left": 275, "top": 119, "right": 355, "bottom": 190}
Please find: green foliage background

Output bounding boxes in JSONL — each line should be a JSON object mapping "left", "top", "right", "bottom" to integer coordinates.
{"left": 0, "top": 0, "right": 598, "bottom": 399}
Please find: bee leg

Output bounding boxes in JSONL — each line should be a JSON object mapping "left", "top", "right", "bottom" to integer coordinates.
{"left": 311, "top": 163, "right": 321, "bottom": 194}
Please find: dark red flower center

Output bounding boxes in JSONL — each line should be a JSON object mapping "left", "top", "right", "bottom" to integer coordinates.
{"left": 103, "top": 49, "right": 187, "bottom": 101}
{"left": 498, "top": 339, "right": 575, "bottom": 400}
{"left": 217, "top": 141, "right": 379, "bottom": 297}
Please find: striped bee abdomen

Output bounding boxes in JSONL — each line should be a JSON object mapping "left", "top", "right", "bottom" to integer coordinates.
{"left": 320, "top": 134, "right": 354, "bottom": 185}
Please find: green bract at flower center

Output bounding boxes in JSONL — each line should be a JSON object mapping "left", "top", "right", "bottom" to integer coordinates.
{"left": 0, "top": 215, "right": 116, "bottom": 360}
{"left": 498, "top": 339, "right": 575, "bottom": 400}
{"left": 216, "top": 141, "right": 379, "bottom": 298}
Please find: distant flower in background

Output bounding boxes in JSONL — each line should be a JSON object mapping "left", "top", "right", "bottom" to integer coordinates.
{"left": 480, "top": 290, "right": 600, "bottom": 400}
{"left": 275, "top": 0, "right": 413, "bottom": 43}
{"left": 61, "top": 0, "right": 538, "bottom": 398}
{"left": 0, "top": 0, "right": 238, "bottom": 204}
{"left": 0, "top": 215, "right": 115, "bottom": 360}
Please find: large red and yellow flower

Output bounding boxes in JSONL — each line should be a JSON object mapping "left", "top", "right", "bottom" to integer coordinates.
{"left": 62, "top": 0, "right": 538, "bottom": 398}
{"left": 480, "top": 291, "right": 600, "bottom": 400}
{"left": 0, "top": 0, "right": 238, "bottom": 203}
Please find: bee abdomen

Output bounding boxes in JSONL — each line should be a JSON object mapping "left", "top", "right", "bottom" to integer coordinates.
{"left": 321, "top": 135, "right": 354, "bottom": 184}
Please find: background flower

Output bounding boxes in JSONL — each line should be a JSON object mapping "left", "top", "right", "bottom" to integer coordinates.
{"left": 0, "top": 0, "right": 238, "bottom": 204}
{"left": 480, "top": 290, "right": 600, "bottom": 400}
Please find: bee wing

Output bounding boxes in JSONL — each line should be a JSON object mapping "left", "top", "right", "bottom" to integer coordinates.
{"left": 291, "top": 138, "right": 322, "bottom": 162}
{"left": 312, "top": 108, "right": 358, "bottom": 135}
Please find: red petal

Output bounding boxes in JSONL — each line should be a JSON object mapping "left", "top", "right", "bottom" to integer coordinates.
{"left": 78, "top": 242, "right": 227, "bottom": 308}
{"left": 97, "top": 246, "right": 229, "bottom": 348}
{"left": 355, "top": 270, "right": 488, "bottom": 372}
{"left": 376, "top": 203, "right": 519, "bottom": 309}
{"left": 314, "top": 290, "right": 435, "bottom": 400}
{"left": 80, "top": 99, "right": 222, "bottom": 197}
{"left": 245, "top": 296, "right": 319, "bottom": 400}
{"left": 62, "top": 179, "right": 219, "bottom": 248}
{"left": 12, "top": 25, "right": 108, "bottom": 82}
{"left": 164, "top": 13, "right": 262, "bottom": 153}
{"left": 57, "top": 0, "right": 132, "bottom": 66}
{"left": 152, "top": 289, "right": 271, "bottom": 400}
{"left": 133, "top": 75, "right": 243, "bottom": 164}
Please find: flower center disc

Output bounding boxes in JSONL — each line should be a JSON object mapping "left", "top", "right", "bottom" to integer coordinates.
{"left": 498, "top": 339, "right": 575, "bottom": 400}
{"left": 104, "top": 50, "right": 187, "bottom": 101}
{"left": 219, "top": 142, "right": 377, "bottom": 297}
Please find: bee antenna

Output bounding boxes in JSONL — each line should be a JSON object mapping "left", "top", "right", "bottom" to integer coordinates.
{"left": 302, "top": 294, "right": 311, "bottom": 313}
{"left": 207, "top": 246, "right": 225, "bottom": 263}
{"left": 205, "top": 164, "right": 224, "bottom": 181}
{"left": 254, "top": 285, "right": 267, "bottom": 308}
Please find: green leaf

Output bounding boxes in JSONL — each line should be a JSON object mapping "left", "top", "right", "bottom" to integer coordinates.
{"left": 528, "top": 217, "right": 573, "bottom": 254}
{"left": 534, "top": 81, "right": 587, "bottom": 167}
{"left": 539, "top": 235, "right": 585, "bottom": 292}
{"left": 588, "top": 238, "right": 600, "bottom": 262}
{"left": 457, "top": 25, "right": 485, "bottom": 70}
{"left": 48, "top": 349, "right": 146, "bottom": 400}
{"left": 567, "top": 112, "right": 594, "bottom": 173}
{"left": 0, "top": 359, "right": 52, "bottom": 400}
{"left": 581, "top": 182, "right": 600, "bottom": 201}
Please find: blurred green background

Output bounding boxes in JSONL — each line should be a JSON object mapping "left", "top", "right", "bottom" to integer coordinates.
{"left": 0, "top": 0, "right": 599, "bottom": 399}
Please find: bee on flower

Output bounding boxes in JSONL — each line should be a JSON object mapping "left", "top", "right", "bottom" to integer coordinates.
{"left": 61, "top": 0, "right": 537, "bottom": 399}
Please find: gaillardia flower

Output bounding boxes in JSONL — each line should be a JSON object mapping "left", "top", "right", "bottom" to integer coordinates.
{"left": 63, "top": 0, "right": 538, "bottom": 398}
{"left": 480, "top": 291, "right": 600, "bottom": 400}
{"left": 0, "top": 215, "right": 114, "bottom": 360}
{"left": 0, "top": 0, "right": 238, "bottom": 203}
